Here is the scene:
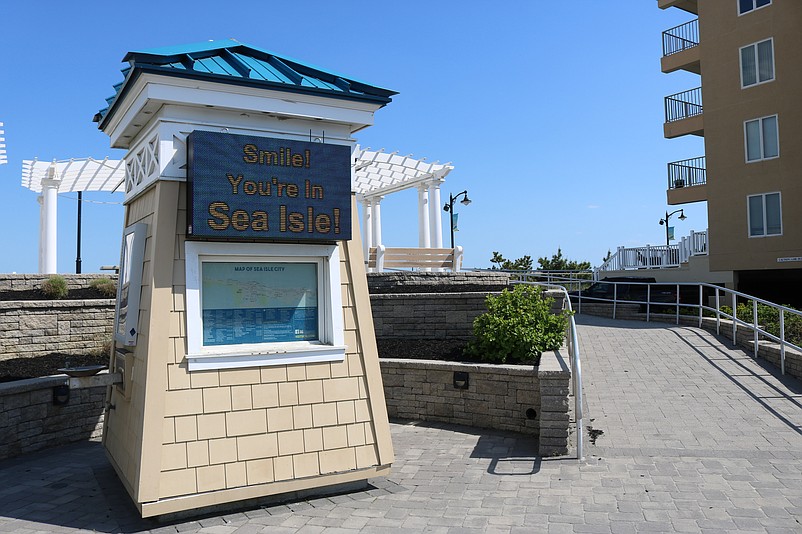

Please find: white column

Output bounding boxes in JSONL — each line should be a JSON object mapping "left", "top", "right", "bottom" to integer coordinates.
{"left": 372, "top": 196, "right": 383, "bottom": 248}
{"left": 41, "top": 175, "right": 60, "bottom": 274}
{"left": 417, "top": 184, "right": 430, "bottom": 248}
{"left": 37, "top": 195, "right": 45, "bottom": 273}
{"left": 362, "top": 199, "right": 373, "bottom": 259}
{"left": 428, "top": 180, "right": 444, "bottom": 248}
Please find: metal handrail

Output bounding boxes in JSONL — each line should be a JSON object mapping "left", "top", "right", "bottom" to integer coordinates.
{"left": 662, "top": 19, "right": 699, "bottom": 56}
{"left": 665, "top": 87, "right": 703, "bottom": 123}
{"left": 513, "top": 281, "right": 585, "bottom": 461}
{"left": 668, "top": 156, "right": 706, "bottom": 189}
{"left": 570, "top": 280, "right": 802, "bottom": 375}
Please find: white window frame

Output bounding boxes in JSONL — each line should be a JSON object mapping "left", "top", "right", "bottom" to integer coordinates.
{"left": 747, "top": 192, "right": 782, "bottom": 238}
{"left": 740, "top": 38, "right": 774, "bottom": 88}
{"left": 738, "top": 0, "right": 771, "bottom": 16}
{"left": 744, "top": 115, "right": 779, "bottom": 162}
{"left": 185, "top": 241, "right": 345, "bottom": 371}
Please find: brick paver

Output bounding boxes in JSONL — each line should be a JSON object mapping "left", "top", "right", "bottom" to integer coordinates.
{"left": 1, "top": 314, "right": 801, "bottom": 532}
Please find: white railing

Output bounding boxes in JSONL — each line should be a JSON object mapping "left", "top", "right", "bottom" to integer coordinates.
{"left": 597, "top": 229, "right": 708, "bottom": 273}
{"left": 513, "top": 281, "right": 585, "bottom": 462}
{"left": 570, "top": 280, "right": 802, "bottom": 376}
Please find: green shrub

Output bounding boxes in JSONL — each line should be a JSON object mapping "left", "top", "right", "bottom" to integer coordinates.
{"left": 90, "top": 277, "right": 118, "bottom": 298}
{"left": 465, "top": 284, "right": 569, "bottom": 364}
{"left": 40, "top": 275, "right": 68, "bottom": 299}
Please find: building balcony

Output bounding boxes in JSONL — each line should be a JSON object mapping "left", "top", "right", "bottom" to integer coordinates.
{"left": 667, "top": 156, "right": 707, "bottom": 205}
{"left": 664, "top": 87, "right": 703, "bottom": 138}
{"left": 661, "top": 19, "right": 700, "bottom": 74}
{"left": 658, "top": 0, "right": 697, "bottom": 14}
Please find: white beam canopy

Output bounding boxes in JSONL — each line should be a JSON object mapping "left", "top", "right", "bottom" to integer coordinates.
{"left": 20, "top": 157, "right": 125, "bottom": 274}
{"left": 352, "top": 147, "right": 454, "bottom": 260}
{"left": 352, "top": 147, "right": 452, "bottom": 199}
{"left": 21, "top": 157, "right": 125, "bottom": 193}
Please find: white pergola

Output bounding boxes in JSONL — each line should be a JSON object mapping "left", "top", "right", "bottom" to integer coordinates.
{"left": 21, "top": 158, "right": 125, "bottom": 273}
{"left": 353, "top": 147, "right": 453, "bottom": 259}
{"left": 20, "top": 148, "right": 453, "bottom": 273}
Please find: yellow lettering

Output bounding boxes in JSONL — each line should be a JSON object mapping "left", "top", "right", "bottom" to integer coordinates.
{"left": 226, "top": 174, "right": 243, "bottom": 194}
{"left": 242, "top": 144, "right": 258, "bottom": 164}
{"left": 231, "top": 210, "right": 249, "bottom": 231}
{"left": 289, "top": 212, "right": 305, "bottom": 233}
{"left": 252, "top": 211, "right": 268, "bottom": 231}
{"left": 207, "top": 202, "right": 229, "bottom": 230}
{"left": 315, "top": 214, "right": 331, "bottom": 233}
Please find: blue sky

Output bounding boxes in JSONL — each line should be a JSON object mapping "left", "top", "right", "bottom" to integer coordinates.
{"left": 0, "top": 0, "right": 705, "bottom": 273}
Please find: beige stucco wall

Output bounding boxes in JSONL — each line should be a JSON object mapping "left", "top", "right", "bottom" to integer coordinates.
{"left": 104, "top": 184, "right": 392, "bottom": 517}
{"left": 698, "top": 2, "right": 802, "bottom": 272}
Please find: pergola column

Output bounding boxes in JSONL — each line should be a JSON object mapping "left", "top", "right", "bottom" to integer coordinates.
{"left": 427, "top": 179, "right": 444, "bottom": 249}
{"left": 37, "top": 195, "right": 45, "bottom": 273}
{"left": 41, "top": 171, "right": 60, "bottom": 274}
{"left": 417, "top": 184, "right": 430, "bottom": 248}
{"left": 371, "top": 196, "right": 383, "bottom": 249}
{"left": 362, "top": 198, "right": 373, "bottom": 259}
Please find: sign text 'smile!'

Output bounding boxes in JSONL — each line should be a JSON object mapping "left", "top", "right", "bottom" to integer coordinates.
{"left": 187, "top": 131, "right": 352, "bottom": 242}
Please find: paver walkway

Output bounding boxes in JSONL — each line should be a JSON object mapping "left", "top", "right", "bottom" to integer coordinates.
{"left": 1, "top": 314, "right": 801, "bottom": 532}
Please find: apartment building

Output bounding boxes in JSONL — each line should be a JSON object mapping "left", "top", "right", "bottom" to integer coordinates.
{"left": 659, "top": 0, "right": 802, "bottom": 305}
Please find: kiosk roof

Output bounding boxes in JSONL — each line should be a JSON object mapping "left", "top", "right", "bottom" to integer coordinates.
{"left": 94, "top": 39, "right": 397, "bottom": 128}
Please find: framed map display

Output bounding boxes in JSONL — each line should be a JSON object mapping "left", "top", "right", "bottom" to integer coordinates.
{"left": 201, "top": 261, "right": 319, "bottom": 346}
{"left": 184, "top": 241, "right": 346, "bottom": 371}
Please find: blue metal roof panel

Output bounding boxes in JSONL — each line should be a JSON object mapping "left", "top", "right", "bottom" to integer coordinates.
{"left": 96, "top": 40, "right": 397, "bottom": 127}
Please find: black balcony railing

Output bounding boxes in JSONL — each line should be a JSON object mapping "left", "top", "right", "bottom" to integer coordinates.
{"left": 668, "top": 156, "right": 706, "bottom": 189}
{"left": 664, "top": 87, "right": 702, "bottom": 123}
{"left": 662, "top": 19, "right": 699, "bottom": 57}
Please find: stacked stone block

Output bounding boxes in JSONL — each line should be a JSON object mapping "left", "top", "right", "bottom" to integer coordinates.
{"left": 0, "top": 376, "right": 105, "bottom": 460}
{"left": 0, "top": 300, "right": 114, "bottom": 359}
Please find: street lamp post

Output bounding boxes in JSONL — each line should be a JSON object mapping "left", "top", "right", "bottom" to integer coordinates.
{"left": 659, "top": 208, "right": 687, "bottom": 248}
{"left": 443, "top": 190, "right": 471, "bottom": 249}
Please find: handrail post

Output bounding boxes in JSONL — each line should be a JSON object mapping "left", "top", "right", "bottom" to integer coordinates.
{"left": 676, "top": 283, "right": 680, "bottom": 324}
{"left": 647, "top": 284, "right": 651, "bottom": 322}
{"left": 732, "top": 294, "right": 737, "bottom": 345}
{"left": 780, "top": 310, "right": 786, "bottom": 375}
{"left": 715, "top": 288, "right": 721, "bottom": 335}
{"left": 753, "top": 300, "right": 759, "bottom": 358}
{"left": 698, "top": 284, "right": 703, "bottom": 328}
{"left": 613, "top": 284, "right": 618, "bottom": 319}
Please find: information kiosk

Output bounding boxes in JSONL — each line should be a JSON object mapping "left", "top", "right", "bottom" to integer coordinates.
{"left": 95, "top": 40, "right": 396, "bottom": 517}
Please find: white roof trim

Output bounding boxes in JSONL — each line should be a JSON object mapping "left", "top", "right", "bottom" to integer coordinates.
{"left": 21, "top": 158, "right": 125, "bottom": 193}
{"left": 353, "top": 146, "right": 453, "bottom": 199}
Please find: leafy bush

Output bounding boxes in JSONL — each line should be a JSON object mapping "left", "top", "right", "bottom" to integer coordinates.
{"left": 465, "top": 284, "right": 570, "bottom": 364}
{"left": 40, "top": 275, "right": 68, "bottom": 299}
{"left": 89, "top": 277, "right": 118, "bottom": 298}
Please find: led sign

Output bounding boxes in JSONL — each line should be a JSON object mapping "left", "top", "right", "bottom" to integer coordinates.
{"left": 187, "top": 131, "right": 351, "bottom": 241}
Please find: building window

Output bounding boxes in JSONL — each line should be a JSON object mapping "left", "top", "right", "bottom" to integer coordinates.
{"left": 739, "top": 0, "right": 771, "bottom": 15}
{"left": 748, "top": 192, "right": 782, "bottom": 237}
{"left": 740, "top": 39, "right": 774, "bottom": 87}
{"left": 744, "top": 115, "right": 779, "bottom": 162}
{"left": 185, "top": 241, "right": 346, "bottom": 371}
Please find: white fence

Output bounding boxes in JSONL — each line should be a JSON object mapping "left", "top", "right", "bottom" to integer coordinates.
{"left": 597, "top": 229, "right": 708, "bottom": 273}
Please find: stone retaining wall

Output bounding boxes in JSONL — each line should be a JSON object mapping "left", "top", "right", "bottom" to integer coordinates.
{"left": 0, "top": 300, "right": 115, "bottom": 359}
{"left": 371, "top": 289, "right": 565, "bottom": 341}
{"left": 380, "top": 349, "right": 571, "bottom": 456}
{"left": 367, "top": 271, "right": 510, "bottom": 294}
{"left": 0, "top": 375, "right": 106, "bottom": 460}
{"left": 0, "top": 273, "right": 118, "bottom": 293}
